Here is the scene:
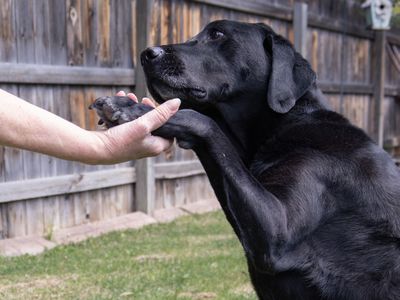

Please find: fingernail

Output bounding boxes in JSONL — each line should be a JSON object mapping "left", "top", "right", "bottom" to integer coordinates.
{"left": 166, "top": 98, "right": 181, "bottom": 110}
{"left": 117, "top": 91, "right": 125, "bottom": 95}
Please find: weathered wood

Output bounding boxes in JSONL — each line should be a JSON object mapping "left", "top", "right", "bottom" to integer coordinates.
{"left": 154, "top": 160, "right": 204, "bottom": 179}
{"left": 0, "top": 168, "right": 137, "bottom": 203}
{"left": 135, "top": 159, "right": 155, "bottom": 213}
{"left": 384, "top": 136, "right": 400, "bottom": 148}
{"left": 341, "top": 95, "right": 370, "bottom": 132}
{"left": 371, "top": 31, "right": 387, "bottom": 147}
{"left": 319, "top": 82, "right": 373, "bottom": 95}
{"left": 318, "top": 82, "right": 399, "bottom": 97}
{"left": 191, "top": 0, "right": 372, "bottom": 40}
{"left": 385, "top": 86, "right": 400, "bottom": 97}
{"left": 0, "top": 63, "right": 135, "bottom": 86}
{"left": 98, "top": 0, "right": 111, "bottom": 66}
{"left": 48, "top": 0, "right": 67, "bottom": 65}
{"left": 135, "top": 0, "right": 156, "bottom": 214}
{"left": 5, "top": 1, "right": 29, "bottom": 237}
{"left": 0, "top": 0, "right": 16, "bottom": 62}
{"left": 191, "top": 0, "right": 292, "bottom": 21}
{"left": 294, "top": 2, "right": 308, "bottom": 57}
{"left": 308, "top": 13, "right": 373, "bottom": 40}
{"left": 111, "top": 0, "right": 133, "bottom": 68}
{"left": 66, "top": 0, "right": 84, "bottom": 66}
{"left": 387, "top": 32, "right": 400, "bottom": 46}
{"left": 135, "top": 0, "right": 154, "bottom": 95}
{"left": 21, "top": 87, "right": 45, "bottom": 236}
{"left": 0, "top": 0, "right": 399, "bottom": 240}
{"left": 0, "top": 161, "right": 206, "bottom": 203}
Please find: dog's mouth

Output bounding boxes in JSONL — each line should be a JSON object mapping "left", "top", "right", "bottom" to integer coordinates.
{"left": 148, "top": 78, "right": 207, "bottom": 103}
{"left": 187, "top": 87, "right": 207, "bottom": 99}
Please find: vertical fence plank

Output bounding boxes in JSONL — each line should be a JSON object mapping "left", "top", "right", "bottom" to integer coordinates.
{"left": 135, "top": 0, "right": 156, "bottom": 214}
{"left": 0, "top": 0, "right": 16, "bottom": 63}
{"left": 66, "top": 0, "right": 83, "bottom": 66}
{"left": 294, "top": 2, "right": 308, "bottom": 57}
{"left": 372, "top": 31, "right": 387, "bottom": 147}
{"left": 5, "top": 0, "right": 36, "bottom": 237}
{"left": 0, "top": 0, "right": 16, "bottom": 186}
{"left": 49, "top": 0, "right": 67, "bottom": 65}
{"left": 98, "top": 0, "right": 111, "bottom": 66}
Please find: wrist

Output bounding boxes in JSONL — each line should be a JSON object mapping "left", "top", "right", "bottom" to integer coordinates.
{"left": 76, "top": 131, "right": 112, "bottom": 165}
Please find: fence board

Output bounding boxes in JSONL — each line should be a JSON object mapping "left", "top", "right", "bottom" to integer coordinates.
{"left": 0, "top": 0, "right": 16, "bottom": 62}
{"left": 0, "top": 161, "right": 206, "bottom": 203}
{"left": 0, "top": 167, "right": 137, "bottom": 203}
{"left": 0, "top": 0, "right": 399, "bottom": 239}
{"left": 2, "top": 84, "right": 26, "bottom": 237}
{"left": 0, "top": 63, "right": 135, "bottom": 86}
{"left": 192, "top": 0, "right": 292, "bottom": 21}
{"left": 66, "top": 0, "right": 84, "bottom": 66}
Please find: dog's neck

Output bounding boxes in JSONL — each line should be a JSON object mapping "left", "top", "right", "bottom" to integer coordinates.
{"left": 205, "top": 87, "right": 328, "bottom": 165}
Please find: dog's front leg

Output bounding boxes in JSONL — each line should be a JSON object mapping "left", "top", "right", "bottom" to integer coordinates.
{"left": 152, "top": 109, "right": 293, "bottom": 272}
{"left": 193, "top": 138, "right": 289, "bottom": 272}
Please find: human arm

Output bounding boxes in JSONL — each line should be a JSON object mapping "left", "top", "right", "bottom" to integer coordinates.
{"left": 0, "top": 89, "right": 180, "bottom": 164}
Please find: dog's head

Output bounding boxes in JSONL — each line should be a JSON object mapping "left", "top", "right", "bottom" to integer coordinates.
{"left": 141, "top": 20, "right": 316, "bottom": 114}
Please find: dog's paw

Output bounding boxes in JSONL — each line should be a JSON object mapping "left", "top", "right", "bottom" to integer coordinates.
{"left": 153, "top": 109, "right": 212, "bottom": 150}
{"left": 89, "top": 96, "right": 152, "bottom": 128}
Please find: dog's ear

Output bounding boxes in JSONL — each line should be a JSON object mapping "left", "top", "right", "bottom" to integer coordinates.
{"left": 264, "top": 33, "right": 316, "bottom": 113}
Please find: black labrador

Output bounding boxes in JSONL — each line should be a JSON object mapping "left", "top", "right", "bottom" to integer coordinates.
{"left": 90, "top": 20, "right": 400, "bottom": 299}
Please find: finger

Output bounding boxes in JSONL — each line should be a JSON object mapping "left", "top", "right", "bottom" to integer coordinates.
{"left": 136, "top": 98, "right": 181, "bottom": 133}
{"left": 142, "top": 97, "right": 156, "bottom": 107}
{"left": 127, "top": 93, "right": 138, "bottom": 103}
{"left": 116, "top": 91, "right": 126, "bottom": 96}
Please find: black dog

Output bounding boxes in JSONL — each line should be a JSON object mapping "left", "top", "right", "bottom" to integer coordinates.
{"left": 91, "top": 20, "right": 400, "bottom": 299}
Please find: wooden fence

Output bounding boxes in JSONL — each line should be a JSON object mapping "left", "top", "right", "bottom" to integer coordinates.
{"left": 0, "top": 0, "right": 399, "bottom": 239}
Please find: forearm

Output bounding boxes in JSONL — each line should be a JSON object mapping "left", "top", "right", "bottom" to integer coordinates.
{"left": 0, "top": 89, "right": 101, "bottom": 163}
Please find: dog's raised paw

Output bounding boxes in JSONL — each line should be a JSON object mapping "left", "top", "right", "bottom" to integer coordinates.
{"left": 89, "top": 96, "right": 150, "bottom": 128}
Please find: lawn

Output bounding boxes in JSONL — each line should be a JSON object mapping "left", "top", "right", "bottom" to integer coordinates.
{"left": 0, "top": 211, "right": 257, "bottom": 300}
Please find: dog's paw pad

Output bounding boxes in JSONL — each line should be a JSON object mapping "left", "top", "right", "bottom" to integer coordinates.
{"left": 90, "top": 96, "right": 136, "bottom": 128}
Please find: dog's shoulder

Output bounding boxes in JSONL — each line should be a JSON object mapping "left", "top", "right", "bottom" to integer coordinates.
{"left": 249, "top": 109, "right": 396, "bottom": 194}
{"left": 251, "top": 109, "right": 371, "bottom": 174}
{"left": 250, "top": 108, "right": 400, "bottom": 214}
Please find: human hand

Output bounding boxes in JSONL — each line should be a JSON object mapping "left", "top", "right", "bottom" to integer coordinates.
{"left": 88, "top": 91, "right": 180, "bottom": 164}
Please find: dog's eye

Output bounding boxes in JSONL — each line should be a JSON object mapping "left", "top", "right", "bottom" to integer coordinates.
{"left": 209, "top": 30, "right": 224, "bottom": 40}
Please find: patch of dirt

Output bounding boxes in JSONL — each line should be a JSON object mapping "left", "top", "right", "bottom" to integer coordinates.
{"left": 0, "top": 274, "right": 81, "bottom": 299}
{"left": 186, "top": 234, "right": 233, "bottom": 244}
{"left": 0, "top": 274, "right": 78, "bottom": 293}
{"left": 134, "top": 253, "right": 175, "bottom": 262}
{"left": 182, "top": 248, "right": 232, "bottom": 258}
{"left": 233, "top": 283, "right": 256, "bottom": 296}
{"left": 178, "top": 291, "right": 217, "bottom": 299}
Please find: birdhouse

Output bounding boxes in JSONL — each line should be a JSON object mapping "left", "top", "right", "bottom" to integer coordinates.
{"left": 362, "top": 0, "right": 393, "bottom": 30}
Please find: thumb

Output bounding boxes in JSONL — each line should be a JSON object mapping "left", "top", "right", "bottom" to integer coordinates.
{"left": 137, "top": 98, "right": 181, "bottom": 133}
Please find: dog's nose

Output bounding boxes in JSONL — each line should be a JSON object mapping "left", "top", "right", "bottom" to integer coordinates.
{"left": 143, "top": 47, "right": 164, "bottom": 61}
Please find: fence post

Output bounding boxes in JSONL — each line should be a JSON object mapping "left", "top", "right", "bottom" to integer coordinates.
{"left": 372, "top": 30, "right": 386, "bottom": 147}
{"left": 135, "top": 0, "right": 155, "bottom": 214}
{"left": 293, "top": 2, "right": 308, "bottom": 57}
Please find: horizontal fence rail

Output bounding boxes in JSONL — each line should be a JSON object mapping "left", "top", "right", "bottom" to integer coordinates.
{"left": 0, "top": 63, "right": 398, "bottom": 96}
{"left": 318, "top": 81, "right": 400, "bottom": 97}
{"left": 0, "top": 63, "right": 135, "bottom": 86}
{"left": 0, "top": 161, "right": 204, "bottom": 203}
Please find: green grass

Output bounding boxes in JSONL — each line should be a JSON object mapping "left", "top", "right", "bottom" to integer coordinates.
{"left": 0, "top": 211, "right": 256, "bottom": 300}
